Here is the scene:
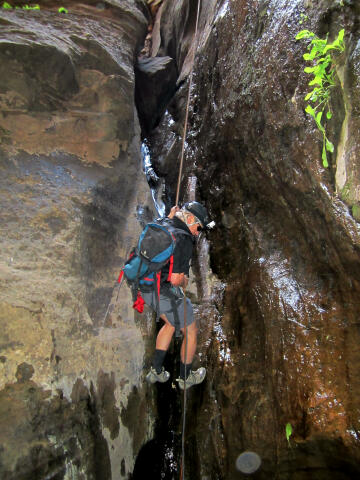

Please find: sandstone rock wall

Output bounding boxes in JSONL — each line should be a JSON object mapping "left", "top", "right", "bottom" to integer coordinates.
{"left": 0, "top": 2, "right": 156, "bottom": 479}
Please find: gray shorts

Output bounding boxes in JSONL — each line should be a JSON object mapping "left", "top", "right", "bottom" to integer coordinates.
{"left": 140, "top": 289, "right": 194, "bottom": 329}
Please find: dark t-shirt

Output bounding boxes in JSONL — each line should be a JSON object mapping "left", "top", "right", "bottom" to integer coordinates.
{"left": 160, "top": 216, "right": 194, "bottom": 284}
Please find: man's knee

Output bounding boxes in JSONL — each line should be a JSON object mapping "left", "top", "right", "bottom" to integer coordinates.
{"left": 160, "top": 314, "right": 175, "bottom": 331}
{"left": 181, "top": 320, "right": 197, "bottom": 336}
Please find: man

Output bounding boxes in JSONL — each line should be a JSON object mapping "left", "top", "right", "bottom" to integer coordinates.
{"left": 141, "top": 201, "right": 212, "bottom": 389}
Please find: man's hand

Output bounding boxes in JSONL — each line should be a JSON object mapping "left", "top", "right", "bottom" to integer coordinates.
{"left": 168, "top": 205, "right": 180, "bottom": 219}
{"left": 170, "top": 273, "right": 188, "bottom": 288}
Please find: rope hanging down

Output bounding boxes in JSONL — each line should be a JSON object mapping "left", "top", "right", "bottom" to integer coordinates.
{"left": 175, "top": 0, "right": 202, "bottom": 208}
{"left": 180, "top": 292, "right": 188, "bottom": 480}
{"left": 178, "top": 2, "right": 202, "bottom": 479}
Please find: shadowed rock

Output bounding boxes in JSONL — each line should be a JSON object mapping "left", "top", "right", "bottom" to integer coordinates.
{"left": 135, "top": 55, "right": 177, "bottom": 133}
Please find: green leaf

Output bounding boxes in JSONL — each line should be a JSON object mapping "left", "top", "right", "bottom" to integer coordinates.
{"left": 58, "top": 7, "right": 68, "bottom": 13}
{"left": 322, "top": 144, "right": 329, "bottom": 167}
{"left": 304, "top": 66, "right": 315, "bottom": 73}
{"left": 296, "top": 30, "right": 315, "bottom": 40}
{"left": 326, "top": 111, "right": 332, "bottom": 119}
{"left": 305, "top": 90, "right": 316, "bottom": 101}
{"left": 309, "top": 76, "right": 323, "bottom": 86}
{"left": 313, "top": 38, "right": 327, "bottom": 48}
{"left": 338, "top": 29, "right": 345, "bottom": 43}
{"left": 305, "top": 105, "right": 316, "bottom": 118}
{"left": 324, "top": 43, "right": 337, "bottom": 53}
{"left": 315, "top": 111, "right": 325, "bottom": 132}
{"left": 326, "top": 138, "right": 334, "bottom": 152}
{"left": 286, "top": 423, "right": 293, "bottom": 445}
{"left": 2, "top": 2, "right": 12, "bottom": 8}
{"left": 309, "top": 46, "right": 319, "bottom": 59}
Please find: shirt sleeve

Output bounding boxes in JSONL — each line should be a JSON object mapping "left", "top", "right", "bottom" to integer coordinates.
{"left": 172, "top": 235, "right": 193, "bottom": 275}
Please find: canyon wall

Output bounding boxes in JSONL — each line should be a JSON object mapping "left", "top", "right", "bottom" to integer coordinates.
{"left": 0, "top": 2, "right": 156, "bottom": 479}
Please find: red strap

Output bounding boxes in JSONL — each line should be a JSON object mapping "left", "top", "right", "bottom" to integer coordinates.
{"left": 156, "top": 272, "right": 161, "bottom": 297}
{"left": 133, "top": 291, "right": 145, "bottom": 313}
{"left": 117, "top": 270, "right": 124, "bottom": 283}
{"left": 143, "top": 277, "right": 154, "bottom": 282}
{"left": 167, "top": 255, "right": 174, "bottom": 281}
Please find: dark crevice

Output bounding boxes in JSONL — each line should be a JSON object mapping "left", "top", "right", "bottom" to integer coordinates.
{"left": 132, "top": 340, "right": 183, "bottom": 480}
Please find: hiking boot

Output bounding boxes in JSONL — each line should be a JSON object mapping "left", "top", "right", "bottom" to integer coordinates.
{"left": 177, "top": 367, "right": 206, "bottom": 390}
{"left": 146, "top": 366, "right": 170, "bottom": 384}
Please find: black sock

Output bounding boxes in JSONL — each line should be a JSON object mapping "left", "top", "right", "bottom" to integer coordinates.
{"left": 153, "top": 349, "right": 167, "bottom": 374}
{"left": 180, "top": 362, "right": 192, "bottom": 380}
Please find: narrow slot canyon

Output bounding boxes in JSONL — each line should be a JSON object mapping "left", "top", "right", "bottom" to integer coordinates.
{"left": 1, "top": 1, "right": 360, "bottom": 480}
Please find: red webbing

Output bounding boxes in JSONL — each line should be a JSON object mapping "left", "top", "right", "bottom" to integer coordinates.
{"left": 167, "top": 255, "right": 174, "bottom": 281}
{"left": 156, "top": 272, "right": 161, "bottom": 297}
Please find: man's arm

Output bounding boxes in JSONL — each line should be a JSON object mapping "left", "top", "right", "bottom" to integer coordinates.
{"left": 170, "top": 273, "right": 188, "bottom": 288}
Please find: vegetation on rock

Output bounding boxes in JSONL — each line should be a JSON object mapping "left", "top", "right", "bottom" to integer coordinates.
{"left": 1, "top": 2, "right": 40, "bottom": 9}
{"left": 296, "top": 29, "right": 345, "bottom": 167}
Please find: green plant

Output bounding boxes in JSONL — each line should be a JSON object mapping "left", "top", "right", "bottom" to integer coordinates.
{"left": 285, "top": 423, "right": 293, "bottom": 446}
{"left": 1, "top": 2, "right": 40, "bottom": 9}
{"left": 299, "top": 13, "right": 308, "bottom": 25}
{"left": 58, "top": 7, "right": 68, "bottom": 13}
{"left": 21, "top": 4, "right": 40, "bottom": 9}
{"left": 296, "top": 28, "right": 345, "bottom": 167}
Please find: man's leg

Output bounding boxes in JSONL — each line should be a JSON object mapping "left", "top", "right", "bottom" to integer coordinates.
{"left": 180, "top": 320, "right": 197, "bottom": 364}
{"left": 178, "top": 320, "right": 206, "bottom": 389}
{"left": 152, "top": 315, "right": 175, "bottom": 373}
{"left": 146, "top": 315, "right": 174, "bottom": 384}
{"left": 156, "top": 314, "right": 175, "bottom": 350}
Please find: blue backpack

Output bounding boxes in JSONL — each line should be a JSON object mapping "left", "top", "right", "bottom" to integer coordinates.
{"left": 118, "top": 219, "right": 191, "bottom": 307}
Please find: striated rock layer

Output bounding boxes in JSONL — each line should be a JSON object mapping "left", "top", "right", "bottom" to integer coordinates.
{"left": 0, "top": 2, "right": 157, "bottom": 479}
{"left": 143, "top": 0, "right": 360, "bottom": 478}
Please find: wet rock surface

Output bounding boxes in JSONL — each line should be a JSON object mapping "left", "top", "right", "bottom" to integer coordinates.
{"left": 143, "top": 0, "right": 360, "bottom": 479}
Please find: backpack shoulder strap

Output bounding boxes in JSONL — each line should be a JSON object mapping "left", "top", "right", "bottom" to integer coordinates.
{"left": 155, "top": 217, "right": 192, "bottom": 238}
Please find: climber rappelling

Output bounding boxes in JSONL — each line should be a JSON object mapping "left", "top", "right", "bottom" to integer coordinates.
{"left": 118, "top": 201, "right": 214, "bottom": 389}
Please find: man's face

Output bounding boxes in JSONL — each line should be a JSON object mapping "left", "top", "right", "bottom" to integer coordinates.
{"left": 186, "top": 214, "right": 201, "bottom": 236}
